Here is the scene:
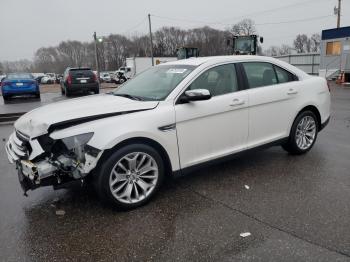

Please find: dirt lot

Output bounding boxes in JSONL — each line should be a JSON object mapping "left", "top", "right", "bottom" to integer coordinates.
{"left": 0, "top": 83, "right": 118, "bottom": 97}
{"left": 40, "top": 83, "right": 118, "bottom": 93}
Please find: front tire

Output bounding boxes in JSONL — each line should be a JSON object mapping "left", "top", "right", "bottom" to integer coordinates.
{"left": 95, "top": 144, "right": 164, "bottom": 210}
{"left": 282, "top": 110, "right": 318, "bottom": 155}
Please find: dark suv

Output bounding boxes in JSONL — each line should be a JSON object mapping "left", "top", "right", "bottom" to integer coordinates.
{"left": 61, "top": 68, "right": 99, "bottom": 97}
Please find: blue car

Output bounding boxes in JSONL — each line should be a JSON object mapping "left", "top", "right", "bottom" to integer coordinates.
{"left": 1, "top": 73, "right": 40, "bottom": 102}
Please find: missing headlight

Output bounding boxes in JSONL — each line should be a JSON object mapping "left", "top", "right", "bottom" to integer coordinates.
{"left": 61, "top": 133, "right": 94, "bottom": 150}
{"left": 85, "top": 144, "right": 101, "bottom": 157}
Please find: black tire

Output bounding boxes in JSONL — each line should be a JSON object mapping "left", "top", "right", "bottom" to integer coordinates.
{"left": 3, "top": 95, "right": 10, "bottom": 103}
{"left": 65, "top": 87, "right": 71, "bottom": 97}
{"left": 282, "top": 110, "right": 319, "bottom": 155}
{"left": 94, "top": 88, "right": 100, "bottom": 94}
{"left": 61, "top": 86, "right": 65, "bottom": 95}
{"left": 35, "top": 93, "right": 41, "bottom": 99}
{"left": 95, "top": 143, "right": 164, "bottom": 210}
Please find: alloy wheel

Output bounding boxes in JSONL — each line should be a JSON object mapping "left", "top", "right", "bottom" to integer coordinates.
{"left": 109, "top": 152, "right": 159, "bottom": 204}
{"left": 295, "top": 116, "right": 316, "bottom": 150}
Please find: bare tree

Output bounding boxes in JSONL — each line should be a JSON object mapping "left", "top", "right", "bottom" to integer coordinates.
{"left": 154, "top": 27, "right": 187, "bottom": 56}
{"left": 187, "top": 26, "right": 229, "bottom": 56}
{"left": 264, "top": 46, "right": 280, "bottom": 57}
{"left": 231, "top": 19, "right": 257, "bottom": 36}
{"left": 130, "top": 35, "right": 151, "bottom": 57}
{"left": 21, "top": 22, "right": 257, "bottom": 73}
{"left": 57, "top": 41, "right": 87, "bottom": 67}
{"left": 279, "top": 44, "right": 293, "bottom": 55}
{"left": 0, "top": 59, "right": 34, "bottom": 73}
{"left": 310, "top": 33, "right": 321, "bottom": 53}
{"left": 104, "top": 34, "right": 132, "bottom": 70}
{"left": 293, "top": 34, "right": 310, "bottom": 53}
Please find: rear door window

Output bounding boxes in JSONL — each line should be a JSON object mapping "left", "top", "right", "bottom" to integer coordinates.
{"left": 242, "top": 62, "right": 278, "bottom": 88}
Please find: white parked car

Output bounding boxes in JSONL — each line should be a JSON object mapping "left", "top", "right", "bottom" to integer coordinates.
{"left": 5, "top": 56, "right": 330, "bottom": 209}
{"left": 41, "top": 73, "right": 57, "bottom": 84}
{"left": 100, "top": 72, "right": 112, "bottom": 83}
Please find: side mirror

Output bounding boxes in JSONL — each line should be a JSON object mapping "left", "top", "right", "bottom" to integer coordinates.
{"left": 179, "top": 89, "right": 211, "bottom": 103}
{"left": 260, "top": 37, "right": 264, "bottom": 44}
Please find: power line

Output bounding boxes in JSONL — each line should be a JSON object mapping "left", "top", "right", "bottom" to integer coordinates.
{"left": 218, "top": 0, "right": 333, "bottom": 23}
{"left": 120, "top": 17, "right": 148, "bottom": 35}
{"left": 151, "top": 14, "right": 230, "bottom": 27}
{"left": 151, "top": 13, "right": 334, "bottom": 29}
{"left": 256, "top": 15, "right": 333, "bottom": 26}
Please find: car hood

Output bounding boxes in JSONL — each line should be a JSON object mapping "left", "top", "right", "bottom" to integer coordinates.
{"left": 14, "top": 94, "right": 159, "bottom": 138}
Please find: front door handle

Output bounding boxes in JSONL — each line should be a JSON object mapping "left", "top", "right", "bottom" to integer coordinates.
{"left": 230, "top": 98, "right": 245, "bottom": 106}
{"left": 287, "top": 89, "right": 298, "bottom": 95}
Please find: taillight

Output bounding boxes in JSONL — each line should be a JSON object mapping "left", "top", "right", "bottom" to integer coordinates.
{"left": 92, "top": 73, "right": 97, "bottom": 82}
{"left": 1, "top": 81, "right": 10, "bottom": 87}
{"left": 67, "top": 74, "right": 72, "bottom": 85}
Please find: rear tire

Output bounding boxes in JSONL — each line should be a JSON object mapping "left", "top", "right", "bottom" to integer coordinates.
{"left": 3, "top": 95, "right": 10, "bottom": 103}
{"left": 35, "top": 93, "right": 41, "bottom": 99}
{"left": 94, "top": 88, "right": 100, "bottom": 94}
{"left": 282, "top": 110, "right": 318, "bottom": 155}
{"left": 65, "top": 87, "right": 71, "bottom": 97}
{"left": 95, "top": 143, "right": 164, "bottom": 210}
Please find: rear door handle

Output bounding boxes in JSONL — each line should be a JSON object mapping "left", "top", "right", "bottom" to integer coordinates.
{"left": 230, "top": 98, "right": 245, "bottom": 106}
{"left": 287, "top": 89, "right": 298, "bottom": 95}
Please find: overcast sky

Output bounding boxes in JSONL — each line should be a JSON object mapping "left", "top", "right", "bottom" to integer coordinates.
{"left": 0, "top": 0, "right": 349, "bottom": 61}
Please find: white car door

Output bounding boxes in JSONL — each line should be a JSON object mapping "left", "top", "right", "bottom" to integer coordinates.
{"left": 241, "top": 62, "right": 300, "bottom": 148}
{"left": 175, "top": 63, "right": 249, "bottom": 168}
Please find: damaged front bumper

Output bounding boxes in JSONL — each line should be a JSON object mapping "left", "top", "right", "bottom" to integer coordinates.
{"left": 5, "top": 130, "right": 102, "bottom": 195}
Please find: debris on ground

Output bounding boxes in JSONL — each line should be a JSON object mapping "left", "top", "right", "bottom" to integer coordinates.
{"left": 240, "top": 232, "right": 251, "bottom": 238}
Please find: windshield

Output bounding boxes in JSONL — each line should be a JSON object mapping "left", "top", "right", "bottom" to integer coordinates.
{"left": 235, "top": 37, "right": 255, "bottom": 53}
{"left": 7, "top": 73, "right": 33, "bottom": 79}
{"left": 113, "top": 65, "right": 196, "bottom": 101}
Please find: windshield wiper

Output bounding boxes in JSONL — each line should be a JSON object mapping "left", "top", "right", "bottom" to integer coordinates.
{"left": 113, "top": 93, "right": 145, "bottom": 101}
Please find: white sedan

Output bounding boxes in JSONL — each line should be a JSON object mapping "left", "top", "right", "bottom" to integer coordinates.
{"left": 5, "top": 56, "right": 331, "bottom": 209}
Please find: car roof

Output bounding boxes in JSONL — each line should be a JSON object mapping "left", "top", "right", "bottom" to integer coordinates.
{"left": 163, "top": 55, "right": 284, "bottom": 66}
{"left": 162, "top": 55, "right": 310, "bottom": 80}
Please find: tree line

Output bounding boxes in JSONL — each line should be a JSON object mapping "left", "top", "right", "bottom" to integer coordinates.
{"left": 0, "top": 19, "right": 321, "bottom": 74}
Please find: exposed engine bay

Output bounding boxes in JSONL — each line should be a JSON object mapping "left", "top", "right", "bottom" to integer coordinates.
{"left": 6, "top": 129, "right": 102, "bottom": 194}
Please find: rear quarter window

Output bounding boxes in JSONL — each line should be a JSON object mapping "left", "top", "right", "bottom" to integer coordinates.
{"left": 274, "top": 65, "right": 296, "bottom": 83}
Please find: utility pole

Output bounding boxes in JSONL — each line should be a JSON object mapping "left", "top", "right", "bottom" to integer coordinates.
{"left": 93, "top": 32, "right": 100, "bottom": 84}
{"left": 148, "top": 14, "right": 154, "bottom": 66}
{"left": 337, "top": 0, "right": 341, "bottom": 28}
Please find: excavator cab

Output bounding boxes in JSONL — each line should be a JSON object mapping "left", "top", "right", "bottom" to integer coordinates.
{"left": 177, "top": 47, "right": 199, "bottom": 60}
